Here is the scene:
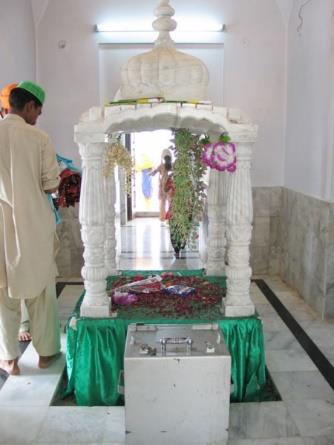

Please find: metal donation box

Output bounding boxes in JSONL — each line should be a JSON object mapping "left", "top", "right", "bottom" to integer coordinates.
{"left": 124, "top": 323, "right": 231, "bottom": 445}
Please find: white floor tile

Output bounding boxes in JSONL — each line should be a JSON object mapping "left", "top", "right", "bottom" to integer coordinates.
{"left": 35, "top": 407, "right": 109, "bottom": 443}
{"left": 271, "top": 371, "right": 334, "bottom": 402}
{"left": 0, "top": 406, "right": 49, "bottom": 444}
{"left": 0, "top": 335, "right": 66, "bottom": 407}
{"left": 285, "top": 399, "right": 334, "bottom": 437}
{"left": 264, "top": 329, "right": 303, "bottom": 351}
{"left": 266, "top": 349, "right": 317, "bottom": 372}
{"left": 229, "top": 402, "right": 300, "bottom": 439}
{"left": 102, "top": 407, "right": 126, "bottom": 443}
{"left": 228, "top": 438, "right": 304, "bottom": 445}
{"left": 302, "top": 437, "right": 334, "bottom": 445}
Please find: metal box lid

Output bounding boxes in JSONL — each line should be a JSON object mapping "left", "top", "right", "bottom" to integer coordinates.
{"left": 124, "top": 323, "right": 230, "bottom": 358}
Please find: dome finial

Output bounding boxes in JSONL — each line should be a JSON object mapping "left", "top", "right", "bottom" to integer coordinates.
{"left": 119, "top": 0, "right": 209, "bottom": 101}
{"left": 152, "top": 0, "right": 177, "bottom": 48}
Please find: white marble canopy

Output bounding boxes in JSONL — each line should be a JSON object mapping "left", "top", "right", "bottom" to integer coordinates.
{"left": 74, "top": 102, "right": 257, "bottom": 318}
{"left": 74, "top": 0, "right": 257, "bottom": 318}
{"left": 77, "top": 103, "right": 256, "bottom": 138}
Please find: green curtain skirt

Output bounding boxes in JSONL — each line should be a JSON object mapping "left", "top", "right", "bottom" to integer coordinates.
{"left": 65, "top": 270, "right": 266, "bottom": 406}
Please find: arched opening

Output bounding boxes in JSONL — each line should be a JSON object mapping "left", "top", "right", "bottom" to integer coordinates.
{"left": 75, "top": 102, "right": 257, "bottom": 318}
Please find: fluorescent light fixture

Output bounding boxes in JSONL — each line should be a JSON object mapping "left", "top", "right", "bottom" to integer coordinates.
{"left": 95, "top": 21, "right": 225, "bottom": 44}
{"left": 95, "top": 22, "right": 225, "bottom": 33}
{"left": 97, "top": 31, "right": 224, "bottom": 44}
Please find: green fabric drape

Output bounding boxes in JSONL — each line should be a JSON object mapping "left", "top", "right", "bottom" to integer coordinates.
{"left": 116, "top": 269, "right": 206, "bottom": 278}
{"left": 218, "top": 318, "right": 266, "bottom": 402}
{"left": 65, "top": 270, "right": 266, "bottom": 406}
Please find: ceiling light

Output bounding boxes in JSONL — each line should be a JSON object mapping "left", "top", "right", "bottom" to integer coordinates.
{"left": 95, "top": 23, "right": 225, "bottom": 33}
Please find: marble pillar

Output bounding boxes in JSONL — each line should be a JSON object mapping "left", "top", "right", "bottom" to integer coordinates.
{"left": 225, "top": 143, "right": 255, "bottom": 316}
{"left": 104, "top": 168, "right": 118, "bottom": 277}
{"left": 78, "top": 142, "right": 110, "bottom": 317}
{"left": 205, "top": 169, "right": 226, "bottom": 276}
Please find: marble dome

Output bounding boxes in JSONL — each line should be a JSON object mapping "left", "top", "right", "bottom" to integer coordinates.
{"left": 119, "top": 0, "right": 209, "bottom": 101}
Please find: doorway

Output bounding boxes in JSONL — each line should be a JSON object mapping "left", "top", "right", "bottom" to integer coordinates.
{"left": 131, "top": 129, "right": 173, "bottom": 217}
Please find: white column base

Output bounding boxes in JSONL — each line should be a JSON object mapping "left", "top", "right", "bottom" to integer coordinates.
{"left": 80, "top": 299, "right": 111, "bottom": 318}
{"left": 224, "top": 303, "right": 255, "bottom": 317}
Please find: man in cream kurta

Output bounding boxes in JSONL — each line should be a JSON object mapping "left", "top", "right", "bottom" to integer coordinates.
{"left": 1, "top": 82, "right": 32, "bottom": 342}
{"left": 0, "top": 81, "right": 61, "bottom": 375}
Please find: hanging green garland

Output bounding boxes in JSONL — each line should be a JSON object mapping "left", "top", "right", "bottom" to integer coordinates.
{"left": 170, "top": 129, "right": 207, "bottom": 248}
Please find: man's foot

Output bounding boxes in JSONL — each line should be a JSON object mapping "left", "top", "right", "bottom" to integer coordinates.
{"left": 18, "top": 330, "right": 32, "bottom": 342}
{"left": 38, "top": 352, "right": 61, "bottom": 369}
{"left": 0, "top": 358, "right": 20, "bottom": 375}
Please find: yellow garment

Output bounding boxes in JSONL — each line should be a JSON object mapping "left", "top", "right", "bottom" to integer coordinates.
{"left": 0, "top": 281, "right": 60, "bottom": 360}
{"left": 136, "top": 153, "right": 154, "bottom": 171}
{"left": 0, "top": 114, "right": 60, "bottom": 299}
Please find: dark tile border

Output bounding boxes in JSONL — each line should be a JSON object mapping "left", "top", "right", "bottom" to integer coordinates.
{"left": 56, "top": 281, "right": 83, "bottom": 298}
{"left": 255, "top": 279, "right": 334, "bottom": 391}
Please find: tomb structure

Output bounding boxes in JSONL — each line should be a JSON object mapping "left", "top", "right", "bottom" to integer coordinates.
{"left": 74, "top": 0, "right": 258, "bottom": 318}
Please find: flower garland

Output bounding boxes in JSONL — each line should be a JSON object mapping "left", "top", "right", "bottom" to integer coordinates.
{"left": 108, "top": 275, "right": 224, "bottom": 319}
{"left": 103, "top": 139, "right": 133, "bottom": 194}
{"left": 200, "top": 132, "right": 236, "bottom": 172}
{"left": 170, "top": 129, "right": 207, "bottom": 247}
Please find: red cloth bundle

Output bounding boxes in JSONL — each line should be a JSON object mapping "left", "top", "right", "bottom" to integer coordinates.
{"left": 56, "top": 168, "right": 81, "bottom": 208}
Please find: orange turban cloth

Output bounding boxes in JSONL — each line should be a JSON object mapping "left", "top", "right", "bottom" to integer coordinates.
{"left": 0, "top": 82, "right": 18, "bottom": 110}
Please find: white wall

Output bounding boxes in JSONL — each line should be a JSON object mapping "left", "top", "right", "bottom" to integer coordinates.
{"left": 0, "top": 0, "right": 35, "bottom": 87}
{"left": 36, "top": 0, "right": 286, "bottom": 186}
{"left": 285, "top": 0, "right": 334, "bottom": 201}
{"left": 222, "top": 1, "right": 286, "bottom": 187}
{"left": 275, "top": 0, "right": 294, "bottom": 26}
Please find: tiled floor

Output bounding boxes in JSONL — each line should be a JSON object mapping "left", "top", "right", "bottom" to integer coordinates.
{"left": 0, "top": 218, "right": 333, "bottom": 444}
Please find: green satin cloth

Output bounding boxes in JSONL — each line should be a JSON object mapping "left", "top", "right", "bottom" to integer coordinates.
{"left": 65, "top": 271, "right": 266, "bottom": 406}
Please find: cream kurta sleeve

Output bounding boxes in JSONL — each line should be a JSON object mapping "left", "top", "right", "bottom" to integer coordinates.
{"left": 41, "top": 136, "right": 60, "bottom": 192}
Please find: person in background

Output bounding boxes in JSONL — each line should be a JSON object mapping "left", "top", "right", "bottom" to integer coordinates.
{"left": 0, "top": 81, "right": 61, "bottom": 375}
{"left": 150, "top": 148, "right": 173, "bottom": 221}
{"left": 0, "top": 83, "right": 31, "bottom": 342}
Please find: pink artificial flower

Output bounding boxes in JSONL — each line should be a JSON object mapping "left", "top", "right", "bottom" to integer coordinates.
{"left": 201, "top": 142, "right": 237, "bottom": 172}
